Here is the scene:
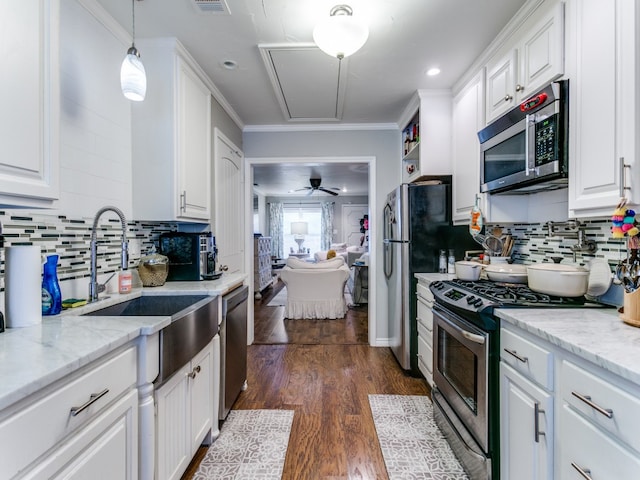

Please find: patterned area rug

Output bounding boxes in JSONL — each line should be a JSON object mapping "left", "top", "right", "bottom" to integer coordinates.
{"left": 369, "top": 394, "right": 469, "bottom": 480}
{"left": 266, "top": 286, "right": 353, "bottom": 308}
{"left": 193, "top": 409, "right": 294, "bottom": 480}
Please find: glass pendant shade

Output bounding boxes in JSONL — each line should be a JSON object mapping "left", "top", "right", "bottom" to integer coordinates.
{"left": 121, "top": 46, "right": 146, "bottom": 101}
{"left": 313, "top": 5, "right": 369, "bottom": 59}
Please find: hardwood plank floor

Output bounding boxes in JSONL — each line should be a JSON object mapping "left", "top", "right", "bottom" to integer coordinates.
{"left": 182, "top": 280, "right": 430, "bottom": 479}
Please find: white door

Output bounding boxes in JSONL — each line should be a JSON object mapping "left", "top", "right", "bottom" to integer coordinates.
{"left": 342, "top": 204, "right": 368, "bottom": 247}
{"left": 214, "top": 129, "right": 244, "bottom": 274}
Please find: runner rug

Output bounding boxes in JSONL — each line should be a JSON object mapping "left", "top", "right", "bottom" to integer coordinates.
{"left": 368, "top": 394, "right": 469, "bottom": 480}
{"left": 192, "top": 409, "right": 294, "bottom": 480}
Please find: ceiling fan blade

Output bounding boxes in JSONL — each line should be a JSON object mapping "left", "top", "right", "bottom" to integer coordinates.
{"left": 319, "top": 187, "right": 339, "bottom": 196}
{"left": 306, "top": 188, "right": 314, "bottom": 196}
{"left": 294, "top": 187, "right": 312, "bottom": 192}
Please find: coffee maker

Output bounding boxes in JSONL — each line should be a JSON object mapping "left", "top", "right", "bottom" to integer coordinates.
{"left": 160, "top": 232, "right": 222, "bottom": 281}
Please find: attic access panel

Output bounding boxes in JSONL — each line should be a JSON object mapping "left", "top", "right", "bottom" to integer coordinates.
{"left": 259, "top": 44, "right": 348, "bottom": 122}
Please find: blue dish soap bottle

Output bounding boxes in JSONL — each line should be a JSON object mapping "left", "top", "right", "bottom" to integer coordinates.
{"left": 42, "top": 254, "right": 62, "bottom": 315}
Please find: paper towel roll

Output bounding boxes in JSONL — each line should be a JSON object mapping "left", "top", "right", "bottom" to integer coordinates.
{"left": 5, "top": 245, "right": 42, "bottom": 328}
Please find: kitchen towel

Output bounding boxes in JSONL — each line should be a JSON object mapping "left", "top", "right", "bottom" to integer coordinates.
{"left": 5, "top": 245, "right": 42, "bottom": 328}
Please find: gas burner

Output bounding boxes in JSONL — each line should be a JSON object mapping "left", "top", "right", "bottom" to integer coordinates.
{"left": 448, "top": 279, "right": 586, "bottom": 306}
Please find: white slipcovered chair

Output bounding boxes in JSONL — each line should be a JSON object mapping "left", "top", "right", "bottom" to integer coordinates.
{"left": 279, "top": 256, "right": 350, "bottom": 319}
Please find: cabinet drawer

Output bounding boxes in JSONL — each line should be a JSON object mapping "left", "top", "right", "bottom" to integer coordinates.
{"left": 0, "top": 346, "right": 137, "bottom": 479}
{"left": 416, "top": 282, "right": 434, "bottom": 303}
{"left": 560, "top": 405, "right": 640, "bottom": 480}
{"left": 416, "top": 297, "right": 433, "bottom": 331}
{"left": 561, "top": 360, "right": 640, "bottom": 452}
{"left": 416, "top": 326, "right": 433, "bottom": 382}
{"left": 501, "top": 327, "right": 553, "bottom": 390}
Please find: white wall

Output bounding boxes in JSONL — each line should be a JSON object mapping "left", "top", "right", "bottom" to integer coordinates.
{"left": 57, "top": 0, "right": 134, "bottom": 219}
{"left": 243, "top": 129, "right": 400, "bottom": 343}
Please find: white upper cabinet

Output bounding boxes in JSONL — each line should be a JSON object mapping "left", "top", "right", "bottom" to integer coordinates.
{"left": 485, "top": 3, "right": 564, "bottom": 124}
{"left": 399, "top": 90, "right": 452, "bottom": 183}
{"left": 0, "top": 0, "right": 60, "bottom": 207}
{"left": 452, "top": 72, "right": 484, "bottom": 224}
{"left": 132, "top": 38, "right": 211, "bottom": 222}
{"left": 567, "top": 0, "right": 639, "bottom": 218}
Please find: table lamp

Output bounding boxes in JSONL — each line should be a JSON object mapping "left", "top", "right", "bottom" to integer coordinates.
{"left": 290, "top": 221, "right": 309, "bottom": 253}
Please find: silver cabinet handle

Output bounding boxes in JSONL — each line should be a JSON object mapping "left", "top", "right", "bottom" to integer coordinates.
{"left": 515, "top": 84, "right": 524, "bottom": 92}
{"left": 620, "top": 157, "right": 631, "bottom": 199}
{"left": 461, "top": 330, "right": 485, "bottom": 345}
{"left": 504, "top": 94, "right": 513, "bottom": 102}
{"left": 188, "top": 365, "right": 201, "bottom": 379}
{"left": 571, "top": 462, "right": 593, "bottom": 480}
{"left": 504, "top": 348, "right": 528, "bottom": 363}
{"left": 534, "top": 402, "right": 545, "bottom": 443}
{"left": 70, "top": 388, "right": 109, "bottom": 417}
{"left": 180, "top": 190, "right": 187, "bottom": 212}
{"left": 571, "top": 391, "right": 613, "bottom": 418}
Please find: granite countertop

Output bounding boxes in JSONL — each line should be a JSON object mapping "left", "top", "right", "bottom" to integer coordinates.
{"left": 496, "top": 307, "right": 640, "bottom": 387}
{"left": 0, "top": 272, "right": 247, "bottom": 411}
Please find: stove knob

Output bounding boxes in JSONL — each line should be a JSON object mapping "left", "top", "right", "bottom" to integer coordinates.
{"left": 466, "top": 296, "right": 476, "bottom": 304}
{"left": 473, "top": 298, "right": 484, "bottom": 308}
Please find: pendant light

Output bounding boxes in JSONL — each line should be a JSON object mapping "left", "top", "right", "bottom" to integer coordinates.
{"left": 313, "top": 4, "right": 369, "bottom": 60}
{"left": 120, "top": 0, "right": 146, "bottom": 101}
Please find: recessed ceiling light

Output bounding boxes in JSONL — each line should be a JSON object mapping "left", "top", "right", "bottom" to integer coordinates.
{"left": 426, "top": 67, "right": 441, "bottom": 76}
{"left": 222, "top": 60, "right": 238, "bottom": 70}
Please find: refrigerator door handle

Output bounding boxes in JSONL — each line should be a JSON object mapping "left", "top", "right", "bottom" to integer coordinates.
{"left": 384, "top": 239, "right": 409, "bottom": 244}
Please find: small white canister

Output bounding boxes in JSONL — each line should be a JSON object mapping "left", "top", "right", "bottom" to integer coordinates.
{"left": 5, "top": 245, "right": 42, "bottom": 328}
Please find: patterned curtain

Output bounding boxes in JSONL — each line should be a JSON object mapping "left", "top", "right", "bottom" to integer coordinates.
{"left": 268, "top": 202, "right": 284, "bottom": 259}
{"left": 320, "top": 202, "right": 334, "bottom": 250}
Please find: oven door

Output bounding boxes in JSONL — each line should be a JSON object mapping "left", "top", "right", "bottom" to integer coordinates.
{"left": 433, "top": 304, "right": 489, "bottom": 452}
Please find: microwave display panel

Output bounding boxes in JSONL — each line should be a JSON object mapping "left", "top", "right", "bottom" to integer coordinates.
{"left": 482, "top": 130, "right": 526, "bottom": 185}
{"left": 534, "top": 114, "right": 558, "bottom": 166}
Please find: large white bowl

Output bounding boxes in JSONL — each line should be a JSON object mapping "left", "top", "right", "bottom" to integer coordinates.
{"left": 484, "top": 264, "right": 528, "bottom": 284}
{"left": 527, "top": 263, "right": 589, "bottom": 297}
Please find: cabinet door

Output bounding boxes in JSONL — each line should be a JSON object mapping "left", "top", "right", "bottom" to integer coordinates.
{"left": 156, "top": 363, "right": 191, "bottom": 480}
{"left": 0, "top": 0, "right": 59, "bottom": 206}
{"left": 452, "top": 73, "right": 484, "bottom": 223}
{"left": 177, "top": 58, "right": 211, "bottom": 221}
{"left": 214, "top": 129, "right": 245, "bottom": 274}
{"left": 485, "top": 50, "right": 517, "bottom": 123}
{"left": 190, "top": 343, "right": 214, "bottom": 456}
{"left": 518, "top": 3, "right": 564, "bottom": 101}
{"left": 568, "top": 0, "right": 637, "bottom": 216}
{"left": 500, "top": 363, "right": 553, "bottom": 480}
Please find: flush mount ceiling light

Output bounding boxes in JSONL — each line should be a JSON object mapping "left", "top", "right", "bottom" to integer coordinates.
{"left": 313, "top": 4, "right": 369, "bottom": 60}
{"left": 120, "top": 0, "right": 146, "bottom": 101}
{"left": 426, "top": 67, "right": 441, "bottom": 76}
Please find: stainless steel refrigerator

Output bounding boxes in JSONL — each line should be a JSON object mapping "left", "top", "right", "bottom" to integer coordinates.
{"left": 383, "top": 180, "right": 478, "bottom": 375}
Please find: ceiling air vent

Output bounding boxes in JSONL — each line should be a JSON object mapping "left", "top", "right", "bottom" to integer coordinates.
{"left": 191, "top": 0, "right": 231, "bottom": 15}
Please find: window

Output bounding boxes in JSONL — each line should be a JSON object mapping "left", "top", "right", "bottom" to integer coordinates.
{"left": 283, "top": 206, "right": 322, "bottom": 255}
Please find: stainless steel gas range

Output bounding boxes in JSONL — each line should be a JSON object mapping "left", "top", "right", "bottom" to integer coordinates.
{"left": 428, "top": 279, "right": 599, "bottom": 480}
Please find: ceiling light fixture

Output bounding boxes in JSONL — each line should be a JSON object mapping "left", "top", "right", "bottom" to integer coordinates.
{"left": 120, "top": 0, "right": 146, "bottom": 101}
{"left": 426, "top": 67, "right": 441, "bottom": 76}
{"left": 313, "top": 4, "right": 369, "bottom": 60}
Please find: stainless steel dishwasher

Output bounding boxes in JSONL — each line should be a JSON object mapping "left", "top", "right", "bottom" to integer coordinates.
{"left": 219, "top": 284, "right": 249, "bottom": 419}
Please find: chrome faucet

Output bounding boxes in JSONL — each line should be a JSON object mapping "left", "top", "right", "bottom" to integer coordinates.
{"left": 89, "top": 206, "right": 129, "bottom": 302}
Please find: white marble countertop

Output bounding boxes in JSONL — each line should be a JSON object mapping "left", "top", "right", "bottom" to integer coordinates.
{"left": 0, "top": 272, "right": 247, "bottom": 411}
{"left": 496, "top": 307, "right": 640, "bottom": 386}
{"left": 415, "top": 272, "right": 456, "bottom": 282}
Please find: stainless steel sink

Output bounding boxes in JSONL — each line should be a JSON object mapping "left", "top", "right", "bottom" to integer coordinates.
{"left": 86, "top": 294, "right": 219, "bottom": 386}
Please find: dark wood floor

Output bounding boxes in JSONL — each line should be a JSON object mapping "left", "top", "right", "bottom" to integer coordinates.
{"left": 182, "top": 280, "right": 430, "bottom": 480}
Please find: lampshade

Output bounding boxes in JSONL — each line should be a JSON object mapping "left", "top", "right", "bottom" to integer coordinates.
{"left": 121, "top": 46, "right": 146, "bottom": 101}
{"left": 290, "top": 221, "right": 309, "bottom": 235}
{"left": 121, "top": 0, "right": 146, "bottom": 101}
{"left": 313, "top": 5, "right": 369, "bottom": 59}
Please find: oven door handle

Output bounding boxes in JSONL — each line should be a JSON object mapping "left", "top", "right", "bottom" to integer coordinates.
{"left": 461, "top": 330, "right": 486, "bottom": 345}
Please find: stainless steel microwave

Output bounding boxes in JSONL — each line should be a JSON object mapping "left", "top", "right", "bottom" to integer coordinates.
{"left": 478, "top": 80, "right": 569, "bottom": 194}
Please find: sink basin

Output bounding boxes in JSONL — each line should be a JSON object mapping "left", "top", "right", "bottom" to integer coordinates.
{"left": 86, "top": 294, "right": 219, "bottom": 386}
{"left": 85, "top": 295, "right": 210, "bottom": 317}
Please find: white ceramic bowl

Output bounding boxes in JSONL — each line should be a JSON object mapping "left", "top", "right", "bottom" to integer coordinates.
{"left": 527, "top": 263, "right": 589, "bottom": 297}
{"left": 454, "top": 261, "right": 483, "bottom": 281}
{"left": 484, "top": 264, "right": 528, "bottom": 284}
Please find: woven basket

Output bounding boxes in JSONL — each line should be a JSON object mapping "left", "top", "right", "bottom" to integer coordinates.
{"left": 138, "top": 263, "right": 168, "bottom": 287}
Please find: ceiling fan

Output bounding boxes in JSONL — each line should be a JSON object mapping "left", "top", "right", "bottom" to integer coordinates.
{"left": 296, "top": 178, "right": 340, "bottom": 196}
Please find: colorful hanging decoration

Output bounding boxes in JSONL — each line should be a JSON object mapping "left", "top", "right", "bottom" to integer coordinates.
{"left": 611, "top": 198, "right": 639, "bottom": 239}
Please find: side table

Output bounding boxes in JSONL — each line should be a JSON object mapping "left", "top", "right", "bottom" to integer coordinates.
{"left": 348, "top": 263, "right": 368, "bottom": 305}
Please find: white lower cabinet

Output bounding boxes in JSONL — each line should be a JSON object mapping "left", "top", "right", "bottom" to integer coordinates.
{"left": 155, "top": 340, "right": 216, "bottom": 480}
{"left": 415, "top": 280, "right": 435, "bottom": 386}
{"left": 0, "top": 346, "right": 138, "bottom": 480}
{"left": 500, "top": 363, "right": 553, "bottom": 480}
